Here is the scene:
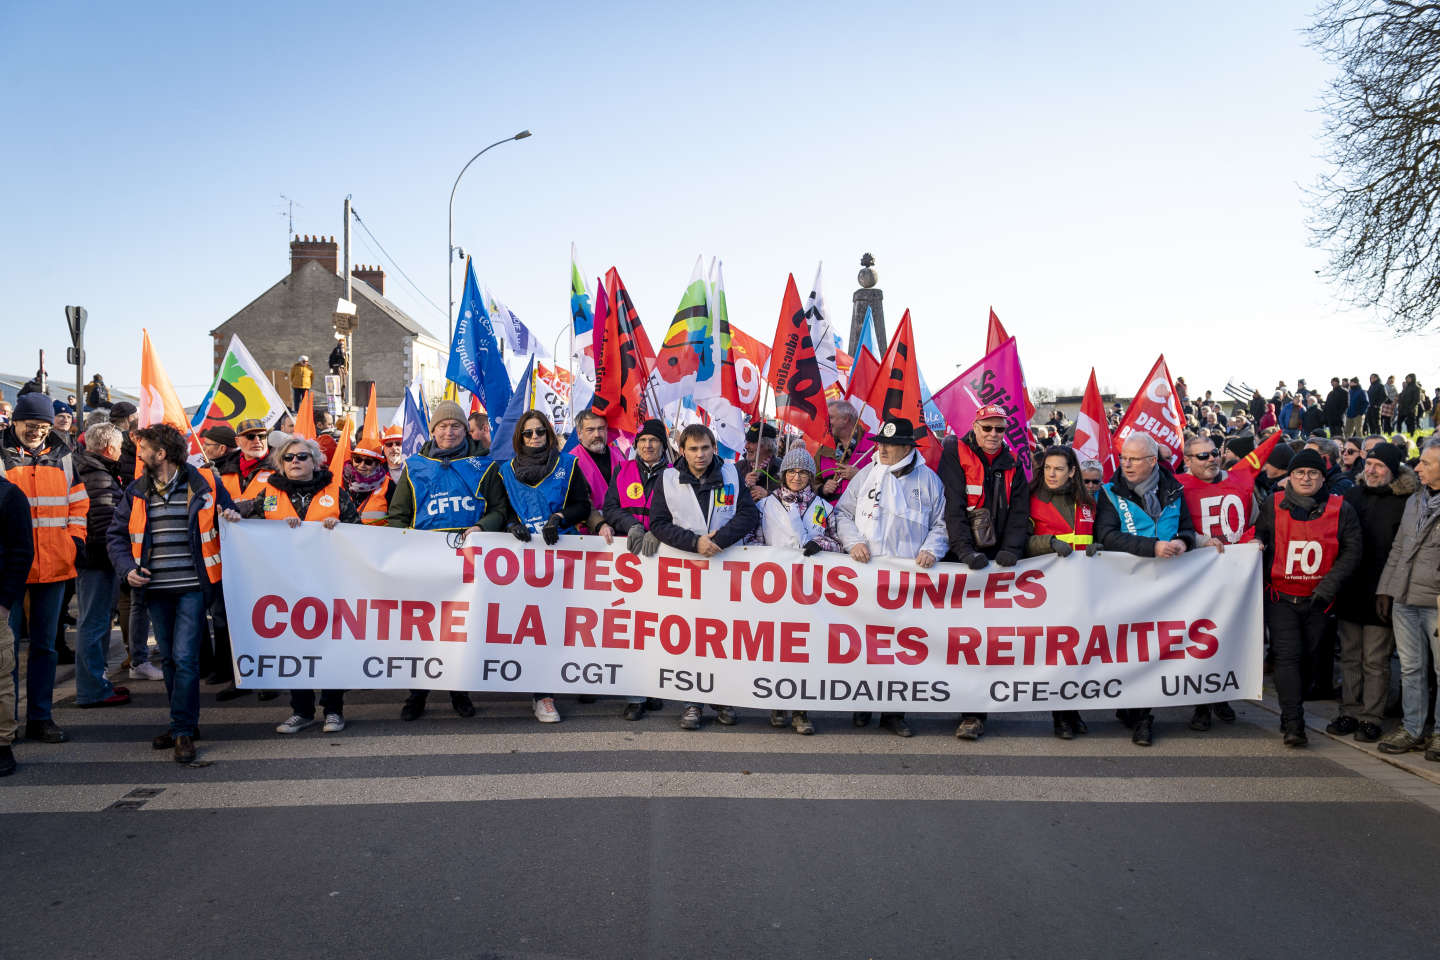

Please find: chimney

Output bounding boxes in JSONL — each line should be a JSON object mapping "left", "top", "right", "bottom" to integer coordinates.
{"left": 353, "top": 263, "right": 385, "bottom": 295}
{"left": 289, "top": 234, "right": 338, "bottom": 275}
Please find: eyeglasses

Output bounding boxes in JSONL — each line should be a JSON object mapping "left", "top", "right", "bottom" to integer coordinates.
{"left": 1119, "top": 456, "right": 1156, "bottom": 465}
{"left": 1082, "top": 479, "right": 1102, "bottom": 487}
{"left": 521, "top": 428, "right": 548, "bottom": 439}
{"left": 282, "top": 452, "right": 311, "bottom": 463}
{"left": 1187, "top": 451, "right": 1217, "bottom": 461}
{"left": 976, "top": 424, "right": 1006, "bottom": 434}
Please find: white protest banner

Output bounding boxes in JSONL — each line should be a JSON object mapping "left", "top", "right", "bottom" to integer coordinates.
{"left": 220, "top": 523, "right": 1263, "bottom": 713}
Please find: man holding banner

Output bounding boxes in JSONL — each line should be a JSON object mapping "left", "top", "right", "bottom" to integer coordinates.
{"left": 835, "top": 416, "right": 948, "bottom": 738}
{"left": 938, "top": 403, "right": 1030, "bottom": 741}
{"left": 650, "top": 423, "right": 759, "bottom": 730}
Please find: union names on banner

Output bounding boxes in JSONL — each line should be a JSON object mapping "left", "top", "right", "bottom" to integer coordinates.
{"left": 222, "top": 524, "right": 1263, "bottom": 713}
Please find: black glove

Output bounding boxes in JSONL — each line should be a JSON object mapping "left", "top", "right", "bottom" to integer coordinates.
{"left": 626, "top": 526, "right": 646, "bottom": 555}
{"left": 508, "top": 522, "right": 532, "bottom": 543}
{"left": 1376, "top": 595, "right": 1393, "bottom": 623}
{"left": 995, "top": 550, "right": 1019, "bottom": 567}
{"left": 802, "top": 540, "right": 822, "bottom": 557}
{"left": 960, "top": 552, "right": 989, "bottom": 570}
{"left": 1050, "top": 536, "right": 1073, "bottom": 557}
{"left": 541, "top": 515, "right": 561, "bottom": 546}
{"left": 1084, "top": 542, "right": 1102, "bottom": 558}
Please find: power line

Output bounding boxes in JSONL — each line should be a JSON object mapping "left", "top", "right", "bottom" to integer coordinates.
{"left": 349, "top": 207, "right": 449, "bottom": 322}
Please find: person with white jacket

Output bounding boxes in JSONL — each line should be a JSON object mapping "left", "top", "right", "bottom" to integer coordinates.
{"left": 835, "top": 417, "right": 949, "bottom": 737}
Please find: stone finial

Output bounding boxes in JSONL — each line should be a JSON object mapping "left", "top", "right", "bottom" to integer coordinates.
{"left": 858, "top": 253, "right": 877, "bottom": 289}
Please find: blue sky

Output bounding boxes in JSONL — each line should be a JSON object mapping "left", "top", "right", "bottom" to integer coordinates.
{"left": 2, "top": 0, "right": 1431, "bottom": 405}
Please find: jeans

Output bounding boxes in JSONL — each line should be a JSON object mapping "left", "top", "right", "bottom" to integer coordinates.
{"left": 291, "top": 689, "right": 345, "bottom": 717}
{"left": 74, "top": 568, "right": 118, "bottom": 705}
{"left": 8, "top": 581, "right": 66, "bottom": 724}
{"left": 1337, "top": 620, "right": 1392, "bottom": 726}
{"left": 145, "top": 589, "right": 207, "bottom": 737}
{"left": 118, "top": 581, "right": 154, "bottom": 666}
{"left": 1390, "top": 602, "right": 1439, "bottom": 739}
{"left": 1266, "top": 596, "right": 1330, "bottom": 725}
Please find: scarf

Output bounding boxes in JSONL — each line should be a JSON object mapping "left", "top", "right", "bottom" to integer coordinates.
{"left": 1417, "top": 486, "right": 1440, "bottom": 534}
{"left": 513, "top": 446, "right": 559, "bottom": 485}
{"left": 1281, "top": 488, "right": 1318, "bottom": 514}
{"left": 1131, "top": 467, "right": 1162, "bottom": 518}
{"left": 343, "top": 459, "right": 388, "bottom": 496}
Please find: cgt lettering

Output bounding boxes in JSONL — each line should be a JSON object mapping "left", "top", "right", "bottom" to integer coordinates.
{"left": 237, "top": 654, "right": 321, "bottom": 678}
{"left": 561, "top": 662, "right": 622, "bottom": 684}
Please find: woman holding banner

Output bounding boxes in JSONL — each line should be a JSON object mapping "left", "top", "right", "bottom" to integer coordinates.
{"left": 1023, "top": 445, "right": 1100, "bottom": 740}
{"left": 241, "top": 436, "right": 358, "bottom": 735}
{"left": 755, "top": 446, "right": 843, "bottom": 736}
{"left": 478, "top": 410, "right": 591, "bottom": 724}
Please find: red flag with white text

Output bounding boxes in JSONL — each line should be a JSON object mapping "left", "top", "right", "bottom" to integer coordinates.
{"left": 1113, "top": 354, "right": 1186, "bottom": 463}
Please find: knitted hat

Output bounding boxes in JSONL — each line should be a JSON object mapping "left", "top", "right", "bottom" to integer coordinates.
{"left": 12, "top": 393, "right": 55, "bottom": 423}
{"left": 1287, "top": 449, "right": 1326, "bottom": 475}
{"left": 1266, "top": 442, "right": 1294, "bottom": 470}
{"left": 637, "top": 418, "right": 667, "bottom": 444}
{"left": 51, "top": 399, "right": 74, "bottom": 416}
{"left": 780, "top": 446, "right": 816, "bottom": 477}
{"left": 1367, "top": 442, "right": 1404, "bottom": 478}
{"left": 1224, "top": 432, "right": 1255, "bottom": 459}
{"left": 430, "top": 400, "right": 466, "bottom": 429}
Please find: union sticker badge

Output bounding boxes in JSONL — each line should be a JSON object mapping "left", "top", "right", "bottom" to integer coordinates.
{"left": 626, "top": 481, "right": 644, "bottom": 499}
{"left": 716, "top": 484, "right": 735, "bottom": 506}
{"left": 318, "top": 495, "right": 335, "bottom": 507}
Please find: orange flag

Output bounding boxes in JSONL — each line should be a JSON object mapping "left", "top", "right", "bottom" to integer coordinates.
{"left": 329, "top": 416, "right": 353, "bottom": 473}
{"left": 293, "top": 390, "right": 316, "bottom": 439}
{"left": 354, "top": 384, "right": 382, "bottom": 458}
{"left": 138, "top": 329, "right": 191, "bottom": 430}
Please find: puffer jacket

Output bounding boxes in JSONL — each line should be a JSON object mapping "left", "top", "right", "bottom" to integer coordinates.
{"left": 1376, "top": 484, "right": 1440, "bottom": 607}
{"left": 1337, "top": 465, "right": 1416, "bottom": 623}
{"left": 71, "top": 447, "right": 126, "bottom": 571}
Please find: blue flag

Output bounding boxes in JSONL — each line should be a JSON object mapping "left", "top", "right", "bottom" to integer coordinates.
{"left": 447, "top": 258, "right": 513, "bottom": 415}
{"left": 856, "top": 306, "right": 880, "bottom": 358}
{"left": 402, "top": 380, "right": 429, "bottom": 455}
{"left": 487, "top": 355, "right": 535, "bottom": 461}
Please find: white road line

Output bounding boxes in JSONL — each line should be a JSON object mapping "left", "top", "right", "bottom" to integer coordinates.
{"left": 0, "top": 773, "right": 1402, "bottom": 815}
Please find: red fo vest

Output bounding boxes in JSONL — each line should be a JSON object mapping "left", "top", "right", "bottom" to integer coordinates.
{"left": 611, "top": 459, "right": 656, "bottom": 530}
{"left": 1029, "top": 497, "right": 1094, "bottom": 545}
{"left": 1178, "top": 471, "right": 1255, "bottom": 544}
{"left": 953, "top": 442, "right": 1016, "bottom": 510}
{"left": 1269, "top": 494, "right": 1342, "bottom": 597}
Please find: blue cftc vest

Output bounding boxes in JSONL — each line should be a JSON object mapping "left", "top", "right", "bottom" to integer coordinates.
{"left": 1102, "top": 482, "right": 1181, "bottom": 540}
{"left": 500, "top": 454, "right": 579, "bottom": 533}
{"left": 406, "top": 455, "right": 490, "bottom": 531}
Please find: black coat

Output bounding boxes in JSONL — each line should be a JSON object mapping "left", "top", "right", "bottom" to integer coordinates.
{"left": 1336, "top": 466, "right": 1417, "bottom": 623}
{"left": 72, "top": 448, "right": 126, "bottom": 571}
{"left": 1323, "top": 387, "right": 1348, "bottom": 427}
{"left": 1301, "top": 404, "right": 1325, "bottom": 435}
{"left": 0, "top": 478, "right": 34, "bottom": 610}
{"left": 938, "top": 434, "right": 1030, "bottom": 559}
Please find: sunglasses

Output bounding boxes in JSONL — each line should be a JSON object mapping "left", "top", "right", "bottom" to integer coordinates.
{"left": 976, "top": 424, "right": 1006, "bottom": 434}
{"left": 352, "top": 456, "right": 381, "bottom": 467}
{"left": 1187, "top": 451, "right": 1217, "bottom": 461}
{"left": 282, "top": 452, "right": 311, "bottom": 463}
{"left": 521, "top": 428, "right": 548, "bottom": 438}
{"left": 1082, "top": 479, "right": 1102, "bottom": 486}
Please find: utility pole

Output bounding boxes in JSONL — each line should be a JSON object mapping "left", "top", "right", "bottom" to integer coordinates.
{"left": 343, "top": 195, "right": 354, "bottom": 415}
{"left": 65, "top": 306, "right": 86, "bottom": 413}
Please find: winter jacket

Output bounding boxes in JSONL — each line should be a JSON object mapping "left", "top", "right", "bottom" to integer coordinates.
{"left": 757, "top": 485, "right": 843, "bottom": 552}
{"left": 1323, "top": 387, "right": 1348, "bottom": 428}
{"left": 602, "top": 457, "right": 668, "bottom": 535}
{"left": 1094, "top": 466, "right": 1198, "bottom": 557}
{"left": 0, "top": 478, "right": 34, "bottom": 610}
{"left": 1376, "top": 485, "right": 1440, "bottom": 607}
{"left": 1301, "top": 404, "right": 1325, "bottom": 435}
{"left": 1367, "top": 380, "right": 1388, "bottom": 412}
{"left": 1398, "top": 380, "right": 1422, "bottom": 416}
{"left": 835, "top": 450, "right": 949, "bottom": 560}
{"left": 106, "top": 462, "right": 236, "bottom": 594}
{"left": 72, "top": 447, "right": 126, "bottom": 571}
{"left": 1346, "top": 385, "right": 1368, "bottom": 419}
{"left": 1254, "top": 488, "right": 1362, "bottom": 603}
{"left": 649, "top": 455, "right": 760, "bottom": 552}
{"left": 1336, "top": 466, "right": 1416, "bottom": 623}
{"left": 938, "top": 434, "right": 1030, "bottom": 560}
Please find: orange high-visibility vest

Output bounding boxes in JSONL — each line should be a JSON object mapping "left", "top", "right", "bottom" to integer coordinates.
{"left": 360, "top": 483, "right": 391, "bottom": 525}
{"left": 126, "top": 468, "right": 223, "bottom": 584}
{"left": 219, "top": 469, "right": 271, "bottom": 502}
{"left": 257, "top": 476, "right": 342, "bottom": 523}
{"left": 3, "top": 442, "right": 89, "bottom": 584}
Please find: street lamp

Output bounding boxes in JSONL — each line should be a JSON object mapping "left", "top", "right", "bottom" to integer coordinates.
{"left": 448, "top": 129, "right": 532, "bottom": 347}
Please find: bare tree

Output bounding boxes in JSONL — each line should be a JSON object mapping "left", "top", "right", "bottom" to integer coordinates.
{"left": 1309, "top": 1, "right": 1440, "bottom": 333}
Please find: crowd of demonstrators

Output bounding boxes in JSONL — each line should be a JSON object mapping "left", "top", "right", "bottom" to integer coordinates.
{"left": 12, "top": 366, "right": 1440, "bottom": 779}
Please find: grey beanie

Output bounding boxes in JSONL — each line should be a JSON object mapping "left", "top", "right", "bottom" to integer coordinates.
{"left": 779, "top": 446, "right": 816, "bottom": 477}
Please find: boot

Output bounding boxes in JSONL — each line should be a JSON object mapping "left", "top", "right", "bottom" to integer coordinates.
{"left": 1189, "top": 705, "right": 1212, "bottom": 732}
{"left": 1132, "top": 715, "right": 1154, "bottom": 747}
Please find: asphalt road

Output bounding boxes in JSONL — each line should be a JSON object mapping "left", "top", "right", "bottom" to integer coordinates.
{"left": 5, "top": 683, "right": 1440, "bottom": 960}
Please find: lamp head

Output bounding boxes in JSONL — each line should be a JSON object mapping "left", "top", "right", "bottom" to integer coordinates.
{"left": 514, "top": 129, "right": 532, "bottom": 140}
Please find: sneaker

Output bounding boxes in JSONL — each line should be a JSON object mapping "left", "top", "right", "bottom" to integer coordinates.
{"left": 1356, "top": 721, "right": 1383, "bottom": 743}
{"left": 714, "top": 705, "right": 738, "bottom": 726}
{"left": 1426, "top": 735, "right": 1440, "bottom": 763}
{"left": 533, "top": 697, "right": 561, "bottom": 723}
{"left": 679, "top": 705, "right": 702, "bottom": 730}
{"left": 792, "top": 711, "right": 815, "bottom": 736}
{"left": 77, "top": 690, "right": 131, "bottom": 709}
{"left": 1326, "top": 715, "right": 1359, "bottom": 736}
{"left": 129, "top": 662, "right": 165, "bottom": 681}
{"left": 769, "top": 710, "right": 788, "bottom": 728}
{"left": 276, "top": 714, "right": 314, "bottom": 735}
{"left": 621, "top": 701, "right": 646, "bottom": 721}
{"left": 1377, "top": 728, "right": 1427, "bottom": 754}
{"left": 322, "top": 713, "right": 345, "bottom": 733}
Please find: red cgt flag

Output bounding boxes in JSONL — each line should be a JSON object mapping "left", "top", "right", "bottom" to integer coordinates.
{"left": 864, "top": 309, "right": 940, "bottom": 467}
{"left": 1113, "top": 354, "right": 1185, "bottom": 464}
{"left": 591, "top": 267, "right": 657, "bottom": 435}
{"left": 766, "top": 274, "right": 829, "bottom": 444}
